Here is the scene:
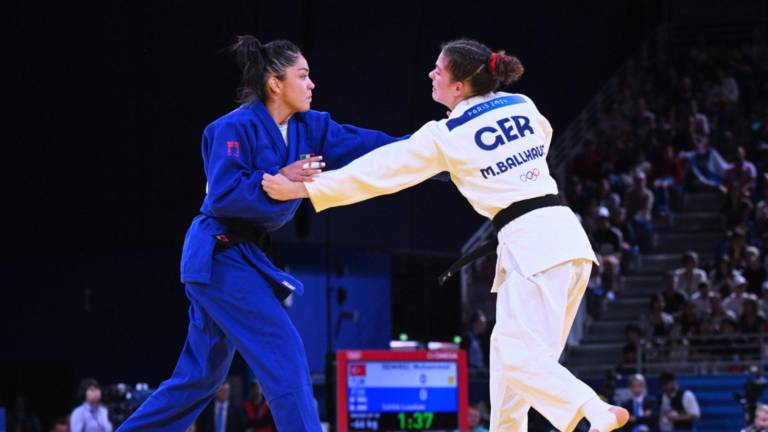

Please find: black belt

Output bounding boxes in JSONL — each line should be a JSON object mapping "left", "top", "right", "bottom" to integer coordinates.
{"left": 437, "top": 194, "right": 562, "bottom": 285}
{"left": 212, "top": 217, "right": 272, "bottom": 252}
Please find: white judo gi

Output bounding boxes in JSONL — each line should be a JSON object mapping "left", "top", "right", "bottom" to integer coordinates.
{"left": 305, "top": 92, "right": 600, "bottom": 431}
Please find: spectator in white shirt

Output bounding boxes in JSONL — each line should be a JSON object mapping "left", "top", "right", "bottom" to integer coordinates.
{"left": 674, "top": 251, "right": 708, "bottom": 295}
{"left": 690, "top": 281, "right": 712, "bottom": 316}
{"left": 70, "top": 378, "right": 112, "bottom": 432}
{"left": 724, "top": 273, "right": 752, "bottom": 317}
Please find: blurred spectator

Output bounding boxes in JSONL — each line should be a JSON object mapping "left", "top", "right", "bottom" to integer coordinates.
{"left": 70, "top": 378, "right": 112, "bottom": 432}
{"left": 759, "top": 281, "right": 768, "bottom": 316}
{"left": 743, "top": 246, "right": 766, "bottom": 295}
{"left": 707, "top": 293, "right": 729, "bottom": 331}
{"left": 724, "top": 227, "right": 750, "bottom": 269}
{"left": 740, "top": 297, "right": 766, "bottom": 334}
{"left": 242, "top": 380, "right": 275, "bottom": 432}
{"left": 679, "top": 301, "right": 701, "bottom": 337}
{"left": 688, "top": 100, "right": 710, "bottom": 145}
{"left": 49, "top": 418, "right": 69, "bottom": 432}
{"left": 8, "top": 396, "right": 42, "bottom": 432}
{"left": 643, "top": 294, "right": 674, "bottom": 339}
{"left": 724, "top": 273, "right": 751, "bottom": 316}
{"left": 660, "top": 271, "right": 688, "bottom": 316}
{"left": 591, "top": 206, "right": 624, "bottom": 299}
{"left": 741, "top": 403, "right": 768, "bottom": 432}
{"left": 673, "top": 252, "right": 708, "bottom": 295}
{"left": 658, "top": 372, "right": 700, "bottom": 432}
{"left": 624, "top": 171, "right": 655, "bottom": 252}
{"left": 467, "top": 405, "right": 489, "bottom": 432}
{"left": 708, "top": 254, "right": 736, "bottom": 296}
{"left": 461, "top": 310, "right": 489, "bottom": 374}
{"left": 620, "top": 374, "right": 657, "bottom": 432}
{"left": 689, "top": 281, "right": 712, "bottom": 316}
{"left": 652, "top": 145, "right": 684, "bottom": 213}
{"left": 198, "top": 381, "right": 245, "bottom": 432}
{"left": 754, "top": 175, "right": 768, "bottom": 237}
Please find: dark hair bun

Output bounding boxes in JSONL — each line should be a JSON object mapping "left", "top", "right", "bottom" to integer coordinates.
{"left": 231, "top": 35, "right": 264, "bottom": 72}
{"left": 494, "top": 51, "right": 524, "bottom": 85}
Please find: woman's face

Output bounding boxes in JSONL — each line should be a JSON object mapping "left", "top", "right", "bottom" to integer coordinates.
{"left": 428, "top": 52, "right": 461, "bottom": 109}
{"left": 273, "top": 55, "right": 315, "bottom": 113}
{"left": 86, "top": 386, "right": 101, "bottom": 404}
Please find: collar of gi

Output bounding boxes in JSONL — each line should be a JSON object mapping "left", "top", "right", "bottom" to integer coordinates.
{"left": 448, "top": 91, "right": 500, "bottom": 120}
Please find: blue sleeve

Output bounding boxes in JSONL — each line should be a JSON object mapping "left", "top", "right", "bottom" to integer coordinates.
{"left": 314, "top": 111, "right": 407, "bottom": 169}
{"left": 203, "top": 121, "right": 297, "bottom": 220}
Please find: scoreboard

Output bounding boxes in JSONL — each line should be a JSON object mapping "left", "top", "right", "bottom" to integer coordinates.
{"left": 336, "top": 350, "right": 468, "bottom": 431}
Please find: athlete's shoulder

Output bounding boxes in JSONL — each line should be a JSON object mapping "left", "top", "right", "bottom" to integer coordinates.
{"left": 496, "top": 91, "right": 536, "bottom": 105}
{"left": 206, "top": 105, "right": 254, "bottom": 131}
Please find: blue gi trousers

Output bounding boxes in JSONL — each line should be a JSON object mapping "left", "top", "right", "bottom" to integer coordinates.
{"left": 117, "top": 246, "right": 321, "bottom": 431}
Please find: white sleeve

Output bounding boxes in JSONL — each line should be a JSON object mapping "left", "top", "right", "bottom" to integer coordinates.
{"left": 306, "top": 121, "right": 447, "bottom": 212}
{"left": 682, "top": 390, "right": 701, "bottom": 417}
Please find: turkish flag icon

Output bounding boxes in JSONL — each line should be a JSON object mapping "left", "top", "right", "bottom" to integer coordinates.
{"left": 349, "top": 364, "right": 366, "bottom": 376}
{"left": 226, "top": 141, "right": 240, "bottom": 157}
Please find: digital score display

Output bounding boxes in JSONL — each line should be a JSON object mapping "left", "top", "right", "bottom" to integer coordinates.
{"left": 336, "top": 350, "right": 468, "bottom": 431}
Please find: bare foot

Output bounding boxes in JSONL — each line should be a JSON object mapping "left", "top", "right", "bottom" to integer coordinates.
{"left": 589, "top": 406, "right": 629, "bottom": 432}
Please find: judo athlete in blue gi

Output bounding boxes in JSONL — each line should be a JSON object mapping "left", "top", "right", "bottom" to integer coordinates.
{"left": 117, "top": 36, "right": 401, "bottom": 432}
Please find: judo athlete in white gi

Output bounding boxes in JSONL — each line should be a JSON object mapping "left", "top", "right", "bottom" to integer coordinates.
{"left": 117, "top": 37, "right": 402, "bottom": 432}
{"left": 262, "top": 39, "right": 629, "bottom": 432}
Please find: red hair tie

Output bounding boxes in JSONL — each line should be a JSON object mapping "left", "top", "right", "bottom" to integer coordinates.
{"left": 489, "top": 53, "right": 498, "bottom": 76}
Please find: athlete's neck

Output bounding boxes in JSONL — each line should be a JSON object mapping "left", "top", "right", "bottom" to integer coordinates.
{"left": 265, "top": 99, "right": 294, "bottom": 126}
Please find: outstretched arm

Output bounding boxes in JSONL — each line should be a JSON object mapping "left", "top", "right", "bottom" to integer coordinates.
{"left": 263, "top": 121, "right": 447, "bottom": 211}
{"left": 312, "top": 111, "right": 407, "bottom": 169}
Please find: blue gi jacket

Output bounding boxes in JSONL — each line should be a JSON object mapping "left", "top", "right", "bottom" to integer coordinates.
{"left": 180, "top": 101, "right": 401, "bottom": 295}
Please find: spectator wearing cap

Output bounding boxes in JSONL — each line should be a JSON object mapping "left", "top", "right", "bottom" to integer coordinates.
{"left": 743, "top": 246, "right": 766, "bottom": 295}
{"left": 673, "top": 252, "right": 708, "bottom": 295}
{"left": 70, "top": 378, "right": 112, "bottom": 432}
{"left": 591, "top": 206, "right": 624, "bottom": 299}
{"left": 624, "top": 171, "right": 655, "bottom": 253}
{"left": 724, "top": 273, "right": 751, "bottom": 317}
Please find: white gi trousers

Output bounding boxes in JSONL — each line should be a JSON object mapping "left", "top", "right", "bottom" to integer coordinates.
{"left": 489, "top": 258, "right": 597, "bottom": 432}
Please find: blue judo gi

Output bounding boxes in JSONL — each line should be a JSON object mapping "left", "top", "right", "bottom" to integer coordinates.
{"left": 117, "top": 101, "right": 400, "bottom": 432}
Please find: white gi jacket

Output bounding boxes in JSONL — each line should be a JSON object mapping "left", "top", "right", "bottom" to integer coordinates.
{"left": 306, "top": 92, "right": 597, "bottom": 290}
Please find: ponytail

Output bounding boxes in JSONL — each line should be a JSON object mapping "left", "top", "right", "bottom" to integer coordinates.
{"left": 230, "top": 35, "right": 302, "bottom": 104}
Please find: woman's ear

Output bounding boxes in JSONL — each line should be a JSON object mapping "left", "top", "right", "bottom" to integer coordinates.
{"left": 267, "top": 76, "right": 281, "bottom": 96}
{"left": 454, "top": 80, "right": 463, "bottom": 94}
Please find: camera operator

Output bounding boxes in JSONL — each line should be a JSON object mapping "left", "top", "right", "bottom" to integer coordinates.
{"left": 741, "top": 404, "right": 768, "bottom": 432}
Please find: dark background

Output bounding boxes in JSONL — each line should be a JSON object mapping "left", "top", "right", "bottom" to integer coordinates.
{"left": 2, "top": 0, "right": 663, "bottom": 424}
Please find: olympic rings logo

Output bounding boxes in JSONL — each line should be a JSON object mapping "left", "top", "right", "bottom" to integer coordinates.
{"left": 520, "top": 168, "right": 540, "bottom": 182}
